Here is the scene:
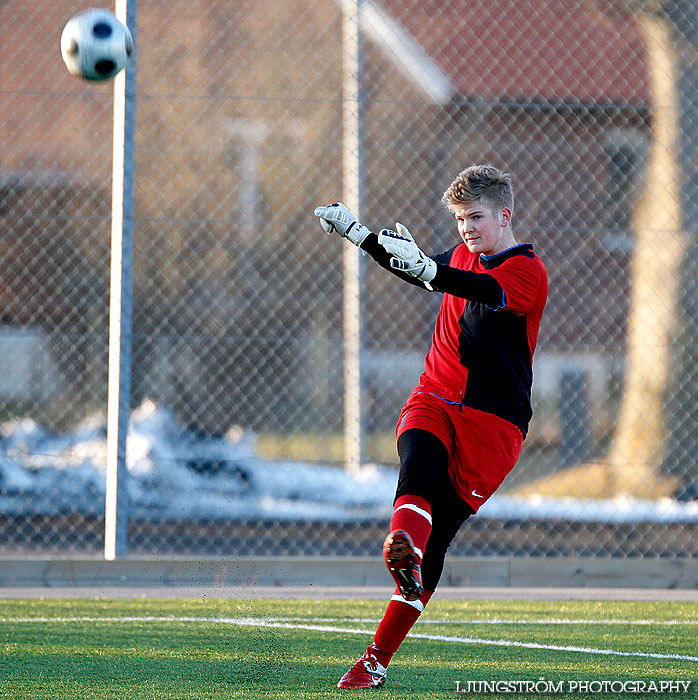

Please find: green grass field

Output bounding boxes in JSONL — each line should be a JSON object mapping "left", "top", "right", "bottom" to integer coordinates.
{"left": 0, "top": 597, "right": 696, "bottom": 699}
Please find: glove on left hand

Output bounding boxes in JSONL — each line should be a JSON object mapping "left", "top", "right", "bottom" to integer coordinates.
{"left": 378, "top": 222, "right": 436, "bottom": 284}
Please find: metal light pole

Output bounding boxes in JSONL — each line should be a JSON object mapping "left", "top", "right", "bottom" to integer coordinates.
{"left": 342, "top": 0, "right": 363, "bottom": 474}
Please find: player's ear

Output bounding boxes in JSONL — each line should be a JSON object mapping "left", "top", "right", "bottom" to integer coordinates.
{"left": 500, "top": 207, "right": 512, "bottom": 227}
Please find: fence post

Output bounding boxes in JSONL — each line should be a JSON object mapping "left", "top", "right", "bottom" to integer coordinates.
{"left": 105, "top": 0, "right": 137, "bottom": 560}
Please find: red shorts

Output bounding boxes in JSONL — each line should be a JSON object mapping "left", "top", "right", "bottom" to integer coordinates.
{"left": 396, "top": 387, "right": 523, "bottom": 513}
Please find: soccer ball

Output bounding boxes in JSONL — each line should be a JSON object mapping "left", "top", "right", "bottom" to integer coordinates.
{"left": 60, "top": 9, "right": 133, "bottom": 81}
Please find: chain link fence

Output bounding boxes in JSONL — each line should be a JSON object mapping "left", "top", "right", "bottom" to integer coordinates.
{"left": 1, "top": 0, "right": 697, "bottom": 558}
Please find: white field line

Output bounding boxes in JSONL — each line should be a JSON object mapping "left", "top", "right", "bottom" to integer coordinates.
{"left": 261, "top": 617, "right": 698, "bottom": 626}
{"left": 2, "top": 616, "right": 697, "bottom": 663}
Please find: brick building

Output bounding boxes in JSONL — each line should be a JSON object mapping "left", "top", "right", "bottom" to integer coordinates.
{"left": 0, "top": 0, "right": 649, "bottom": 437}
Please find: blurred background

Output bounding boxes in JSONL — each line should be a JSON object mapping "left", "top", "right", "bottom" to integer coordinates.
{"left": 0, "top": 0, "right": 697, "bottom": 560}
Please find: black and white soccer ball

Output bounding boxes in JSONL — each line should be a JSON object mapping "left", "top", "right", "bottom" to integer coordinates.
{"left": 61, "top": 9, "right": 133, "bottom": 81}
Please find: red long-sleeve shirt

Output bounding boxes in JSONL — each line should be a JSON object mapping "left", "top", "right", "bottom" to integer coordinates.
{"left": 362, "top": 235, "right": 548, "bottom": 436}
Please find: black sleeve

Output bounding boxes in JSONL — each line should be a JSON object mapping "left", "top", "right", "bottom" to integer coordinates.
{"left": 359, "top": 232, "right": 427, "bottom": 288}
{"left": 431, "top": 244, "right": 459, "bottom": 266}
{"left": 360, "top": 233, "right": 505, "bottom": 306}
{"left": 430, "top": 264, "right": 505, "bottom": 307}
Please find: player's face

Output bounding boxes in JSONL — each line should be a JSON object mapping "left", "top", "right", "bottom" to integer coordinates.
{"left": 452, "top": 202, "right": 513, "bottom": 256}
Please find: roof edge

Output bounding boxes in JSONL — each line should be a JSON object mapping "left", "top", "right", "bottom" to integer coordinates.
{"left": 359, "top": 0, "right": 457, "bottom": 105}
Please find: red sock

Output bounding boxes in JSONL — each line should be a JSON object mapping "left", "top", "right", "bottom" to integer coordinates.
{"left": 371, "top": 588, "right": 434, "bottom": 666}
{"left": 390, "top": 494, "right": 432, "bottom": 563}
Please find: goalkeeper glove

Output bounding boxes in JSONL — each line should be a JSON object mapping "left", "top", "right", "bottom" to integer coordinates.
{"left": 378, "top": 222, "right": 437, "bottom": 284}
{"left": 313, "top": 202, "right": 371, "bottom": 247}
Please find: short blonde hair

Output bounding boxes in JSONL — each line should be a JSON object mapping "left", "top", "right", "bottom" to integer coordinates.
{"left": 442, "top": 164, "right": 514, "bottom": 214}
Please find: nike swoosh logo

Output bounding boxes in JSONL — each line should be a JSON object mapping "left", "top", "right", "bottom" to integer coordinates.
{"left": 397, "top": 569, "right": 412, "bottom": 583}
{"left": 472, "top": 490, "right": 484, "bottom": 498}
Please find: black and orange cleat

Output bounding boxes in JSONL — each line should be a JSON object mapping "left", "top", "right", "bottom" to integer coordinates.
{"left": 383, "top": 529, "right": 423, "bottom": 601}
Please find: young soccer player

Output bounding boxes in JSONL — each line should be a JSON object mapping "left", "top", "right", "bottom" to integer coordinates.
{"left": 314, "top": 165, "right": 548, "bottom": 689}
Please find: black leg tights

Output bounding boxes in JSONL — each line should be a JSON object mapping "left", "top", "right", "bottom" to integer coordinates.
{"left": 395, "top": 428, "right": 474, "bottom": 592}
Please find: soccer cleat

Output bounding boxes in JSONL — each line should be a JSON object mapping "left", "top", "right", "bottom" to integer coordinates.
{"left": 383, "top": 529, "right": 423, "bottom": 601}
{"left": 337, "top": 646, "right": 388, "bottom": 689}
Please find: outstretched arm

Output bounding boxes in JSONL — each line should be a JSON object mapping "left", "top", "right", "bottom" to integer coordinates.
{"left": 313, "top": 203, "right": 427, "bottom": 287}
{"left": 378, "top": 222, "right": 505, "bottom": 306}
{"left": 313, "top": 204, "right": 504, "bottom": 304}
